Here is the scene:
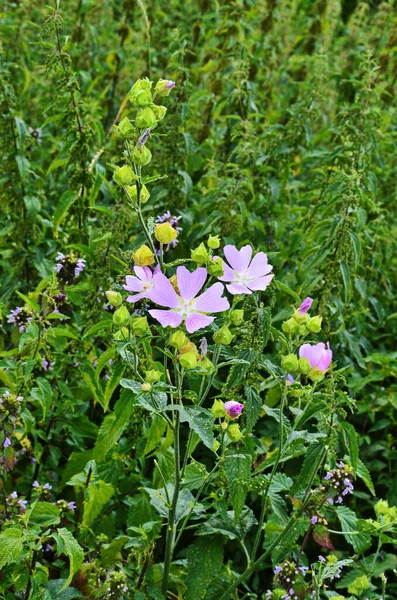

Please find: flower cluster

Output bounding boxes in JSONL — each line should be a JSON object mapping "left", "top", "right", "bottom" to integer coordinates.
{"left": 9, "top": 491, "right": 28, "bottom": 512}
{"left": 7, "top": 306, "right": 32, "bottom": 332}
{"left": 273, "top": 560, "right": 309, "bottom": 600}
{"left": 55, "top": 253, "right": 86, "bottom": 285}
{"left": 322, "top": 461, "right": 354, "bottom": 505}
{"left": 282, "top": 296, "right": 322, "bottom": 335}
{"left": 1, "top": 391, "right": 23, "bottom": 452}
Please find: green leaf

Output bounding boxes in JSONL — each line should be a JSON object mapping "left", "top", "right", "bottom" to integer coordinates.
{"left": 53, "top": 191, "right": 78, "bottom": 236}
{"left": 244, "top": 386, "right": 263, "bottom": 432}
{"left": 290, "top": 442, "right": 325, "bottom": 495}
{"left": 83, "top": 480, "right": 114, "bottom": 527}
{"left": 183, "top": 460, "right": 208, "bottom": 491}
{"left": 227, "top": 349, "right": 256, "bottom": 388}
{"left": 15, "top": 290, "right": 40, "bottom": 312}
{"left": 274, "top": 280, "right": 300, "bottom": 302}
{"left": 103, "top": 361, "right": 125, "bottom": 411}
{"left": 29, "top": 502, "right": 61, "bottom": 527}
{"left": 19, "top": 322, "right": 39, "bottom": 351}
{"left": 340, "top": 261, "right": 352, "bottom": 303}
{"left": 198, "top": 507, "right": 257, "bottom": 540}
{"left": 53, "top": 528, "right": 84, "bottom": 591}
{"left": 340, "top": 421, "right": 359, "bottom": 471}
{"left": 100, "top": 536, "right": 128, "bottom": 567}
{"left": 82, "top": 318, "right": 112, "bottom": 339}
{"left": 143, "top": 485, "right": 201, "bottom": 522}
{"left": 335, "top": 506, "right": 371, "bottom": 555}
{"left": 30, "top": 377, "right": 53, "bottom": 421}
{"left": 94, "top": 389, "right": 137, "bottom": 462}
{"left": 60, "top": 450, "right": 93, "bottom": 488}
{"left": 186, "top": 536, "right": 224, "bottom": 600}
{"left": 356, "top": 458, "right": 375, "bottom": 495}
{"left": 224, "top": 449, "right": 252, "bottom": 521}
{"left": 179, "top": 406, "right": 215, "bottom": 449}
{"left": 0, "top": 528, "right": 24, "bottom": 569}
{"left": 47, "top": 157, "right": 68, "bottom": 175}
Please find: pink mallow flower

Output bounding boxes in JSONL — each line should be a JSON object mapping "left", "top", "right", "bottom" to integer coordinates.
{"left": 124, "top": 266, "right": 159, "bottom": 303}
{"left": 299, "top": 342, "right": 332, "bottom": 372}
{"left": 217, "top": 244, "right": 273, "bottom": 295}
{"left": 298, "top": 297, "right": 313, "bottom": 314}
{"left": 148, "top": 266, "right": 229, "bottom": 333}
{"left": 224, "top": 400, "right": 244, "bottom": 418}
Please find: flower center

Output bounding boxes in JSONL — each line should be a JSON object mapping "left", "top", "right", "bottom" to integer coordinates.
{"left": 234, "top": 269, "right": 249, "bottom": 285}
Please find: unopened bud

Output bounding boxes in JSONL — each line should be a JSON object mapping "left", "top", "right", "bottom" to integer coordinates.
{"left": 282, "top": 317, "right": 299, "bottom": 334}
{"left": 227, "top": 423, "right": 243, "bottom": 443}
{"left": 141, "top": 382, "right": 151, "bottom": 392}
{"left": 132, "top": 245, "right": 155, "bottom": 267}
{"left": 281, "top": 354, "right": 299, "bottom": 372}
{"left": 145, "top": 369, "right": 161, "bottom": 383}
{"left": 231, "top": 309, "right": 244, "bottom": 326}
{"left": 131, "top": 316, "right": 149, "bottom": 336}
{"left": 155, "top": 222, "right": 178, "bottom": 244}
{"left": 126, "top": 183, "right": 150, "bottom": 204}
{"left": 114, "top": 117, "right": 135, "bottom": 139}
{"left": 105, "top": 291, "right": 122, "bottom": 307}
{"left": 130, "top": 79, "right": 153, "bottom": 106}
{"left": 191, "top": 243, "right": 210, "bottom": 264}
{"left": 179, "top": 351, "right": 197, "bottom": 369}
{"left": 169, "top": 330, "right": 189, "bottom": 349}
{"left": 213, "top": 325, "right": 233, "bottom": 346}
{"left": 155, "top": 78, "right": 176, "bottom": 97}
{"left": 207, "top": 235, "right": 221, "bottom": 249}
{"left": 298, "top": 357, "right": 311, "bottom": 374}
{"left": 210, "top": 399, "right": 226, "bottom": 418}
{"left": 306, "top": 315, "right": 322, "bottom": 333}
{"left": 113, "top": 165, "right": 137, "bottom": 186}
{"left": 151, "top": 105, "right": 167, "bottom": 121}
{"left": 199, "top": 357, "right": 213, "bottom": 373}
{"left": 113, "top": 306, "right": 130, "bottom": 326}
{"left": 131, "top": 145, "right": 152, "bottom": 166}
{"left": 135, "top": 107, "right": 157, "bottom": 129}
{"left": 207, "top": 257, "right": 224, "bottom": 277}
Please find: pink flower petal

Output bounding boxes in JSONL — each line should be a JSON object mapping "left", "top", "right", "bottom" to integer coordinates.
{"left": 224, "top": 244, "right": 253, "bottom": 272}
{"left": 317, "top": 342, "right": 332, "bottom": 371}
{"left": 299, "top": 343, "right": 327, "bottom": 369}
{"left": 247, "top": 252, "right": 272, "bottom": 279}
{"left": 193, "top": 283, "right": 230, "bottom": 313}
{"left": 185, "top": 313, "right": 215, "bottom": 333}
{"left": 124, "top": 276, "right": 144, "bottom": 293}
{"left": 226, "top": 283, "right": 252, "bottom": 295}
{"left": 134, "top": 266, "right": 153, "bottom": 282}
{"left": 247, "top": 274, "right": 274, "bottom": 291}
{"left": 149, "top": 309, "right": 183, "bottom": 328}
{"left": 217, "top": 259, "right": 236, "bottom": 282}
{"left": 126, "top": 292, "right": 147, "bottom": 303}
{"left": 176, "top": 266, "right": 207, "bottom": 301}
{"left": 150, "top": 273, "right": 180, "bottom": 308}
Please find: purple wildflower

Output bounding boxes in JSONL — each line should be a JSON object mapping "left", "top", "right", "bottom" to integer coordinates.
{"left": 318, "top": 555, "right": 326, "bottom": 562}
{"left": 10, "top": 491, "right": 18, "bottom": 499}
{"left": 285, "top": 373, "right": 295, "bottom": 385}
{"left": 165, "top": 80, "right": 175, "bottom": 89}
{"left": 32, "top": 481, "right": 40, "bottom": 487}
{"left": 18, "top": 499, "right": 28, "bottom": 511}
{"left": 200, "top": 337, "right": 208, "bottom": 356}
{"left": 224, "top": 400, "right": 244, "bottom": 418}
{"left": 138, "top": 128, "right": 151, "bottom": 146}
{"left": 42, "top": 358, "right": 55, "bottom": 371}
{"left": 3, "top": 437, "right": 12, "bottom": 448}
{"left": 68, "top": 501, "right": 76, "bottom": 512}
{"left": 311, "top": 515, "right": 318, "bottom": 525}
{"left": 217, "top": 244, "right": 274, "bottom": 295}
{"left": 7, "top": 307, "right": 32, "bottom": 332}
{"left": 274, "top": 565, "right": 283, "bottom": 575}
{"left": 28, "top": 126, "right": 43, "bottom": 144}
{"left": 43, "top": 483, "right": 52, "bottom": 490}
{"left": 148, "top": 266, "right": 230, "bottom": 333}
{"left": 55, "top": 253, "right": 86, "bottom": 284}
{"left": 299, "top": 342, "right": 332, "bottom": 372}
{"left": 298, "top": 297, "right": 313, "bottom": 314}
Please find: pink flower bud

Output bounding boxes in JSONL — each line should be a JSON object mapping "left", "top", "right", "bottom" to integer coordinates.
{"left": 298, "top": 297, "right": 313, "bottom": 314}
{"left": 224, "top": 400, "right": 244, "bottom": 418}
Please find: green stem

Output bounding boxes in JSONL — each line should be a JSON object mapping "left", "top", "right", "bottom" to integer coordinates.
{"left": 251, "top": 384, "right": 286, "bottom": 562}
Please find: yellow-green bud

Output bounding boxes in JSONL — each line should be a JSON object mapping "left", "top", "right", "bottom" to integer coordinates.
{"left": 113, "top": 305, "right": 130, "bottom": 326}
{"left": 282, "top": 317, "right": 299, "bottom": 334}
{"left": 130, "top": 79, "right": 153, "bottom": 106}
{"left": 131, "top": 316, "right": 149, "bottom": 336}
{"left": 155, "top": 222, "right": 178, "bottom": 244}
{"left": 151, "top": 105, "right": 167, "bottom": 121}
{"left": 213, "top": 325, "right": 233, "bottom": 345}
{"left": 179, "top": 351, "right": 197, "bottom": 369}
{"left": 199, "top": 357, "right": 214, "bottom": 373}
{"left": 211, "top": 399, "right": 226, "bottom": 418}
{"left": 347, "top": 576, "right": 371, "bottom": 596}
{"left": 375, "top": 499, "right": 397, "bottom": 523}
{"left": 308, "top": 367, "right": 325, "bottom": 383}
{"left": 227, "top": 423, "right": 243, "bottom": 443}
{"left": 114, "top": 117, "right": 135, "bottom": 139}
{"left": 298, "top": 325, "right": 307, "bottom": 336}
{"left": 180, "top": 342, "right": 198, "bottom": 356}
{"left": 231, "top": 310, "right": 244, "bottom": 326}
{"left": 105, "top": 291, "right": 122, "bottom": 307}
{"left": 132, "top": 245, "right": 155, "bottom": 267}
{"left": 126, "top": 183, "right": 150, "bottom": 204}
{"left": 207, "top": 235, "right": 221, "bottom": 249}
{"left": 292, "top": 309, "right": 308, "bottom": 323}
{"left": 306, "top": 315, "right": 322, "bottom": 333}
{"left": 169, "top": 330, "right": 189, "bottom": 349}
{"left": 298, "top": 357, "right": 311, "bottom": 374}
{"left": 145, "top": 369, "right": 161, "bottom": 383}
{"left": 191, "top": 243, "right": 210, "bottom": 264}
{"left": 220, "top": 421, "right": 228, "bottom": 430}
{"left": 155, "top": 78, "right": 176, "bottom": 97}
{"left": 135, "top": 107, "right": 157, "bottom": 129}
{"left": 141, "top": 382, "right": 151, "bottom": 392}
{"left": 212, "top": 439, "right": 220, "bottom": 452}
{"left": 131, "top": 145, "right": 152, "bottom": 166}
{"left": 114, "top": 327, "right": 129, "bottom": 340}
{"left": 113, "top": 165, "right": 137, "bottom": 186}
{"left": 281, "top": 354, "right": 299, "bottom": 372}
{"left": 207, "top": 257, "right": 224, "bottom": 277}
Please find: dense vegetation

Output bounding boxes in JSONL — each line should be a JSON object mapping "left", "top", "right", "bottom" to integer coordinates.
{"left": 0, "top": 1, "right": 396, "bottom": 599}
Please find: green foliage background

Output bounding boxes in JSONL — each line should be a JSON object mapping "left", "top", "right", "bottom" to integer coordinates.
{"left": 0, "top": 0, "right": 396, "bottom": 598}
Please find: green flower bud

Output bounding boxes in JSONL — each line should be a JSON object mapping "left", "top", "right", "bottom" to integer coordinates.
{"left": 145, "top": 369, "right": 162, "bottom": 383}
{"left": 306, "top": 315, "right": 322, "bottom": 333}
{"left": 113, "top": 305, "right": 130, "bottom": 326}
{"left": 231, "top": 309, "right": 244, "bottom": 326}
{"left": 282, "top": 317, "right": 299, "bottom": 334}
{"left": 298, "top": 357, "right": 311, "bottom": 374}
{"left": 191, "top": 243, "right": 210, "bottom": 264}
{"left": 207, "top": 235, "right": 221, "bottom": 249}
{"left": 199, "top": 357, "right": 214, "bottom": 373}
{"left": 212, "top": 439, "right": 220, "bottom": 452}
{"left": 213, "top": 325, "right": 233, "bottom": 345}
{"left": 155, "top": 78, "right": 176, "bottom": 97}
{"left": 375, "top": 499, "right": 397, "bottom": 523}
{"left": 347, "top": 575, "right": 371, "bottom": 596}
{"left": 114, "top": 327, "right": 129, "bottom": 340}
{"left": 126, "top": 183, "right": 150, "bottom": 204}
{"left": 169, "top": 330, "right": 189, "bottom": 349}
{"left": 135, "top": 107, "right": 157, "bottom": 129}
{"left": 207, "top": 257, "right": 224, "bottom": 277}
{"left": 227, "top": 423, "right": 243, "bottom": 443}
{"left": 105, "top": 291, "right": 122, "bottom": 307}
{"left": 113, "top": 165, "right": 137, "bottom": 186}
{"left": 130, "top": 79, "right": 153, "bottom": 106}
{"left": 281, "top": 354, "right": 299, "bottom": 372}
{"left": 155, "top": 222, "right": 178, "bottom": 244}
{"left": 131, "top": 145, "right": 152, "bottom": 166}
{"left": 151, "top": 105, "right": 167, "bottom": 121}
{"left": 211, "top": 399, "right": 226, "bottom": 418}
{"left": 141, "top": 382, "right": 151, "bottom": 392}
{"left": 131, "top": 316, "right": 149, "bottom": 336}
{"left": 114, "top": 117, "right": 135, "bottom": 139}
{"left": 179, "top": 351, "right": 197, "bottom": 369}
{"left": 298, "top": 325, "right": 307, "bottom": 336}
{"left": 292, "top": 309, "right": 308, "bottom": 323}
{"left": 308, "top": 367, "right": 325, "bottom": 382}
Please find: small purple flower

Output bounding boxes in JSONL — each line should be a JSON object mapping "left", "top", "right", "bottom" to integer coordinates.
{"left": 32, "top": 481, "right": 40, "bottom": 487}
{"left": 30, "top": 457, "right": 36, "bottom": 464}
{"left": 74, "top": 258, "right": 86, "bottom": 276}
{"left": 68, "top": 501, "right": 76, "bottom": 512}
{"left": 200, "top": 337, "right": 208, "bottom": 357}
{"left": 285, "top": 373, "right": 295, "bottom": 385}
{"left": 10, "top": 491, "right": 18, "bottom": 499}
{"left": 324, "top": 472, "right": 333, "bottom": 480}
{"left": 3, "top": 437, "right": 12, "bottom": 448}
{"left": 298, "top": 297, "right": 313, "bottom": 314}
{"left": 44, "top": 544, "right": 52, "bottom": 552}
{"left": 42, "top": 358, "right": 55, "bottom": 371}
{"left": 337, "top": 461, "right": 345, "bottom": 468}
{"left": 274, "top": 565, "right": 283, "bottom": 575}
{"left": 18, "top": 499, "right": 28, "bottom": 511}
{"left": 138, "top": 128, "right": 151, "bottom": 146}
{"left": 289, "top": 589, "right": 295, "bottom": 596}
{"left": 327, "top": 497, "right": 334, "bottom": 505}
{"left": 165, "top": 80, "right": 175, "bottom": 89}
{"left": 16, "top": 396, "right": 23, "bottom": 402}
{"left": 43, "top": 483, "right": 52, "bottom": 490}
{"left": 224, "top": 400, "right": 244, "bottom": 419}
{"left": 299, "top": 566, "right": 308, "bottom": 575}
{"left": 311, "top": 515, "right": 318, "bottom": 525}
{"left": 318, "top": 555, "right": 326, "bottom": 562}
